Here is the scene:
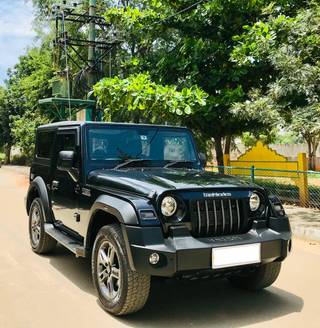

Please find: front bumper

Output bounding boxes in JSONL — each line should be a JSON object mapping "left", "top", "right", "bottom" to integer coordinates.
{"left": 123, "top": 218, "right": 292, "bottom": 277}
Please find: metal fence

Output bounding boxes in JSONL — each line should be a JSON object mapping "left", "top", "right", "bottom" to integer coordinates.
{"left": 207, "top": 165, "right": 320, "bottom": 209}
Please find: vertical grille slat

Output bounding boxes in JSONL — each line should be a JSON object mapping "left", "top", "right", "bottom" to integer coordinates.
{"left": 196, "top": 201, "right": 201, "bottom": 235}
{"left": 191, "top": 197, "right": 245, "bottom": 238}
{"left": 221, "top": 200, "right": 225, "bottom": 234}
{"left": 205, "top": 200, "right": 210, "bottom": 235}
{"left": 213, "top": 200, "right": 217, "bottom": 235}
{"left": 236, "top": 199, "right": 241, "bottom": 230}
{"left": 228, "top": 199, "right": 233, "bottom": 233}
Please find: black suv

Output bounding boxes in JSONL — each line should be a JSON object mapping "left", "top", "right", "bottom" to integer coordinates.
{"left": 26, "top": 121, "right": 292, "bottom": 315}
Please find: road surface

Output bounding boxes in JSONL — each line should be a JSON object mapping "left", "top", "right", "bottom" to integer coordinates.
{"left": 0, "top": 166, "right": 319, "bottom": 328}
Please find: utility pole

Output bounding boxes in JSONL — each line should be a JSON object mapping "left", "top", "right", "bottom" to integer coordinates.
{"left": 88, "top": 0, "right": 96, "bottom": 89}
{"left": 40, "top": 0, "right": 121, "bottom": 122}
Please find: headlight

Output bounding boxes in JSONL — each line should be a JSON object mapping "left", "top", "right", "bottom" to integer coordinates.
{"left": 249, "top": 192, "right": 260, "bottom": 211}
{"left": 161, "top": 196, "right": 177, "bottom": 217}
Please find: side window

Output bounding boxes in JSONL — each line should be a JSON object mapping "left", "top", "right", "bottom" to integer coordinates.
{"left": 37, "top": 131, "right": 55, "bottom": 158}
{"left": 56, "top": 131, "right": 79, "bottom": 168}
{"left": 57, "top": 133, "right": 76, "bottom": 152}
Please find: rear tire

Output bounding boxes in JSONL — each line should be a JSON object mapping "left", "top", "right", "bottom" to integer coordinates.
{"left": 92, "top": 224, "right": 150, "bottom": 316}
{"left": 28, "top": 198, "right": 57, "bottom": 254}
{"left": 228, "top": 262, "right": 281, "bottom": 291}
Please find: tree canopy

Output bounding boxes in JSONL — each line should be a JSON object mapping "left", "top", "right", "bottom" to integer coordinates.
{"left": 0, "top": 0, "right": 318, "bottom": 167}
{"left": 231, "top": 2, "right": 320, "bottom": 168}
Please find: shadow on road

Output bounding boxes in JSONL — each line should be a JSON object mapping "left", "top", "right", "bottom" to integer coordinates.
{"left": 49, "top": 245, "right": 303, "bottom": 328}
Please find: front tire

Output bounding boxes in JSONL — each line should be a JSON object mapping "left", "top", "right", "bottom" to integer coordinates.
{"left": 28, "top": 198, "right": 57, "bottom": 254}
{"left": 92, "top": 224, "right": 150, "bottom": 316}
{"left": 228, "top": 262, "right": 281, "bottom": 291}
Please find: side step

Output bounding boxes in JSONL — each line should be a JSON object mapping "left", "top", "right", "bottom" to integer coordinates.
{"left": 44, "top": 223, "right": 86, "bottom": 257}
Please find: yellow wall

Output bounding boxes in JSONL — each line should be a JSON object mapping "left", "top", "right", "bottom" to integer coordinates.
{"left": 224, "top": 142, "right": 299, "bottom": 178}
{"left": 223, "top": 141, "right": 309, "bottom": 205}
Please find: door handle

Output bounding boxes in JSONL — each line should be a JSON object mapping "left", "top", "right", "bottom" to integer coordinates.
{"left": 75, "top": 184, "right": 81, "bottom": 194}
{"left": 52, "top": 180, "right": 60, "bottom": 191}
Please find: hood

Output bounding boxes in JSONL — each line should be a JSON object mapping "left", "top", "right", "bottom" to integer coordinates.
{"left": 87, "top": 168, "right": 257, "bottom": 198}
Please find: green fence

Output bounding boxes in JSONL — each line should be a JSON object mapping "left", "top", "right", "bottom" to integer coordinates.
{"left": 207, "top": 165, "right": 320, "bottom": 209}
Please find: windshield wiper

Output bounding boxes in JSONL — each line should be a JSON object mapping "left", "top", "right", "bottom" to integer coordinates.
{"left": 164, "top": 160, "right": 194, "bottom": 168}
{"left": 113, "top": 159, "right": 152, "bottom": 170}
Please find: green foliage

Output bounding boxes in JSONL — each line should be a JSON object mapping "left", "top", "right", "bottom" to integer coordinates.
{"left": 11, "top": 112, "right": 49, "bottom": 159}
{"left": 0, "top": 0, "right": 312, "bottom": 165}
{"left": 273, "top": 130, "right": 302, "bottom": 144}
{"left": 241, "top": 131, "right": 277, "bottom": 148}
{"left": 6, "top": 47, "right": 54, "bottom": 115}
{"left": 94, "top": 73, "right": 207, "bottom": 123}
{"left": 232, "top": 2, "right": 320, "bottom": 168}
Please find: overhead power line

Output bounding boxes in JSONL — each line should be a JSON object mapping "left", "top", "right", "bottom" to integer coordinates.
{"left": 150, "top": 0, "right": 208, "bottom": 26}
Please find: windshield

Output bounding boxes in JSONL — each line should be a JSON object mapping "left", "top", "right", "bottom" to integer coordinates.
{"left": 86, "top": 125, "right": 198, "bottom": 169}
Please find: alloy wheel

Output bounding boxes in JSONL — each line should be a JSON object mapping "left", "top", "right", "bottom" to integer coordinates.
{"left": 97, "top": 241, "right": 121, "bottom": 301}
{"left": 31, "top": 204, "right": 41, "bottom": 247}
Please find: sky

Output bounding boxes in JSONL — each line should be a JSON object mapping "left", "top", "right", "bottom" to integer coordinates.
{"left": 0, "top": 0, "right": 35, "bottom": 85}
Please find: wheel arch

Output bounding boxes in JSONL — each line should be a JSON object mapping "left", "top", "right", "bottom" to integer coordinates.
{"left": 85, "top": 195, "right": 139, "bottom": 270}
{"left": 85, "top": 195, "right": 139, "bottom": 249}
{"left": 26, "top": 177, "right": 53, "bottom": 223}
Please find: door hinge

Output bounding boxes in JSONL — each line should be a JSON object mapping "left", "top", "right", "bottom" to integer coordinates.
{"left": 74, "top": 213, "right": 80, "bottom": 222}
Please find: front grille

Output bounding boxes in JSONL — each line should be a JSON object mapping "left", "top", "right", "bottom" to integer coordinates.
{"left": 190, "top": 198, "right": 248, "bottom": 237}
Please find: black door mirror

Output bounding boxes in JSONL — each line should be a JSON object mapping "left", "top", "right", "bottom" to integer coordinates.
{"left": 58, "top": 150, "right": 75, "bottom": 171}
{"left": 199, "top": 152, "right": 207, "bottom": 167}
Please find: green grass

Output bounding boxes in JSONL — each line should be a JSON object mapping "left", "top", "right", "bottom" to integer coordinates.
{"left": 0, "top": 153, "right": 4, "bottom": 161}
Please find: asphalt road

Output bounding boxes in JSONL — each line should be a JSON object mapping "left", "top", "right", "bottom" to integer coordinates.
{"left": 0, "top": 166, "right": 320, "bottom": 328}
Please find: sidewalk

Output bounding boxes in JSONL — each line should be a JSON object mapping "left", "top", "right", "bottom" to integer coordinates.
{"left": 284, "top": 205, "right": 320, "bottom": 242}
{"left": 1, "top": 165, "right": 320, "bottom": 241}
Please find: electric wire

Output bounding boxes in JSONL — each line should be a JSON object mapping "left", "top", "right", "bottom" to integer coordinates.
{"left": 150, "top": 0, "right": 208, "bottom": 27}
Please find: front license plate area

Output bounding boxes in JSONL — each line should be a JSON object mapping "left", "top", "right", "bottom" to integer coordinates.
{"left": 212, "top": 243, "right": 261, "bottom": 269}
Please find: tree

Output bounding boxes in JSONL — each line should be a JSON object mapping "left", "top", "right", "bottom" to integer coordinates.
{"left": 0, "top": 46, "right": 54, "bottom": 163}
{"left": 102, "top": 0, "right": 306, "bottom": 165}
{"left": 232, "top": 3, "right": 320, "bottom": 169}
{"left": 11, "top": 111, "right": 49, "bottom": 159}
{"left": 94, "top": 72, "right": 207, "bottom": 123}
{"left": 0, "top": 88, "right": 13, "bottom": 164}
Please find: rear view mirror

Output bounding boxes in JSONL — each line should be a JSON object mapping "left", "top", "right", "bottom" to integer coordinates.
{"left": 199, "top": 152, "right": 207, "bottom": 167}
{"left": 58, "top": 150, "right": 75, "bottom": 170}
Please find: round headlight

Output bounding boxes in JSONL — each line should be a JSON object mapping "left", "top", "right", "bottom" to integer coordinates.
{"left": 161, "top": 196, "right": 177, "bottom": 217}
{"left": 249, "top": 192, "right": 261, "bottom": 211}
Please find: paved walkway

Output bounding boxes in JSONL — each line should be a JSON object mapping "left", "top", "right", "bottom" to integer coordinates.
{"left": 2, "top": 165, "right": 320, "bottom": 241}
{"left": 284, "top": 205, "right": 320, "bottom": 241}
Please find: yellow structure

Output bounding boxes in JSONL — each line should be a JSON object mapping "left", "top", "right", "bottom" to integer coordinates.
{"left": 223, "top": 141, "right": 309, "bottom": 205}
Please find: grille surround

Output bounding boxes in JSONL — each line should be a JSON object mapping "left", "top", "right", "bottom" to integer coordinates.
{"left": 190, "top": 198, "right": 249, "bottom": 238}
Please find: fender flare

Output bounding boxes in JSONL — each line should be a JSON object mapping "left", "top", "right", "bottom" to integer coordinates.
{"left": 26, "top": 176, "right": 53, "bottom": 223}
{"left": 85, "top": 195, "right": 140, "bottom": 269}
{"left": 87, "top": 194, "right": 139, "bottom": 226}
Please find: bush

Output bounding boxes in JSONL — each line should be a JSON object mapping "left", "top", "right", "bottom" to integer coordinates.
{"left": 10, "top": 154, "right": 29, "bottom": 166}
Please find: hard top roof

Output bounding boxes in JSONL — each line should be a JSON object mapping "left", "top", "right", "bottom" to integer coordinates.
{"left": 38, "top": 121, "right": 188, "bottom": 130}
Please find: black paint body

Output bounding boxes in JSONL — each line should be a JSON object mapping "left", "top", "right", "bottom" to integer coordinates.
{"left": 26, "top": 121, "right": 292, "bottom": 277}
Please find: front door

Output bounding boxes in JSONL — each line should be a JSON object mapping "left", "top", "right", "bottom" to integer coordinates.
{"left": 51, "top": 128, "right": 81, "bottom": 234}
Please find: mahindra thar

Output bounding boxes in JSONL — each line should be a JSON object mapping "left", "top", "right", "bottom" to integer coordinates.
{"left": 26, "top": 121, "right": 292, "bottom": 315}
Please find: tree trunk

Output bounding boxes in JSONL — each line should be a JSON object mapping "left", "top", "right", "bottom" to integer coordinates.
{"left": 214, "top": 135, "right": 224, "bottom": 173}
{"left": 4, "top": 142, "right": 11, "bottom": 165}
{"left": 224, "top": 135, "right": 232, "bottom": 155}
{"left": 306, "top": 137, "right": 318, "bottom": 171}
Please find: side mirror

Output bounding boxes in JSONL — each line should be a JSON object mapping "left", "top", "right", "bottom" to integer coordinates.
{"left": 198, "top": 152, "right": 207, "bottom": 167}
{"left": 58, "top": 150, "right": 75, "bottom": 171}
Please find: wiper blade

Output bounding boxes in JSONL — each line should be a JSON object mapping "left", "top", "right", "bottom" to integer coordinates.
{"left": 164, "top": 160, "right": 194, "bottom": 168}
{"left": 114, "top": 159, "right": 152, "bottom": 170}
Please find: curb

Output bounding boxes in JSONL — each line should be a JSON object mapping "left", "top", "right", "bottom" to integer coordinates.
{"left": 292, "top": 225, "right": 320, "bottom": 242}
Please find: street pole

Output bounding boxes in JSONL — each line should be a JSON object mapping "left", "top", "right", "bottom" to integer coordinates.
{"left": 88, "top": 0, "right": 96, "bottom": 87}
{"left": 79, "top": 0, "right": 96, "bottom": 121}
